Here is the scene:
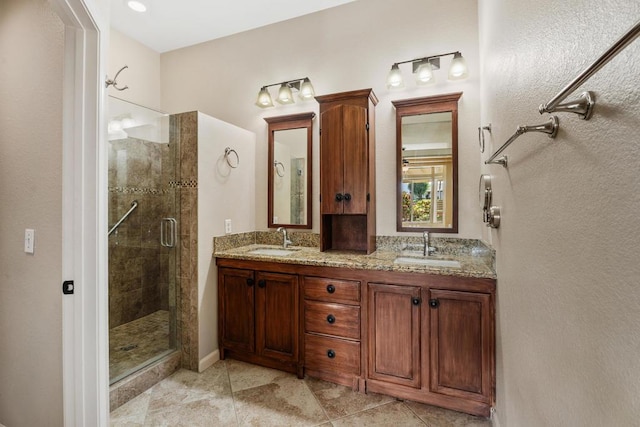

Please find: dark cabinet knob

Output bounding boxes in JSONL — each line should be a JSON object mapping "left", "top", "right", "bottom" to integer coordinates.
{"left": 326, "top": 314, "right": 336, "bottom": 324}
{"left": 326, "top": 284, "right": 335, "bottom": 294}
{"left": 429, "top": 298, "right": 439, "bottom": 308}
{"left": 335, "top": 193, "right": 344, "bottom": 202}
{"left": 327, "top": 349, "right": 336, "bottom": 359}
{"left": 412, "top": 297, "right": 421, "bottom": 306}
{"left": 258, "top": 279, "right": 266, "bottom": 288}
{"left": 344, "top": 193, "right": 351, "bottom": 201}
{"left": 246, "top": 278, "right": 255, "bottom": 287}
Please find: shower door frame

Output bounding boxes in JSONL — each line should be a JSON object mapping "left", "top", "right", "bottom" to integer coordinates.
{"left": 55, "top": 0, "right": 109, "bottom": 425}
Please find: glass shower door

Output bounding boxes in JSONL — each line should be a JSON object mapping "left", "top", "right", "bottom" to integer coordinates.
{"left": 107, "top": 96, "right": 179, "bottom": 384}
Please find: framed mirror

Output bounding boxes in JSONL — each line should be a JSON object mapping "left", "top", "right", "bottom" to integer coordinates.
{"left": 392, "top": 92, "right": 462, "bottom": 233}
{"left": 265, "top": 112, "right": 315, "bottom": 229}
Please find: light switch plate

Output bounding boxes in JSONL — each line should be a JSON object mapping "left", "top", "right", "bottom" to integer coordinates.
{"left": 224, "top": 219, "right": 232, "bottom": 234}
{"left": 25, "top": 229, "right": 35, "bottom": 254}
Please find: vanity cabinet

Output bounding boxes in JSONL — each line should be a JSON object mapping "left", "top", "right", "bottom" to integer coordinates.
{"left": 366, "top": 279, "right": 495, "bottom": 417}
{"left": 216, "top": 256, "right": 495, "bottom": 417}
{"left": 316, "top": 89, "right": 378, "bottom": 254}
{"left": 218, "top": 267, "right": 300, "bottom": 375}
{"left": 367, "top": 283, "right": 421, "bottom": 388}
{"left": 428, "top": 289, "right": 493, "bottom": 404}
{"left": 302, "top": 276, "right": 363, "bottom": 389}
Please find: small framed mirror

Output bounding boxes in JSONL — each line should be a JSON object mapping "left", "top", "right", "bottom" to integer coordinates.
{"left": 392, "top": 92, "right": 462, "bottom": 233}
{"left": 265, "top": 112, "right": 315, "bottom": 229}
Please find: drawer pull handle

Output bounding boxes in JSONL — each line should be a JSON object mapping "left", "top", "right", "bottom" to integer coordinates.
{"left": 326, "top": 314, "right": 336, "bottom": 324}
{"left": 327, "top": 349, "right": 336, "bottom": 359}
{"left": 412, "top": 297, "right": 421, "bottom": 306}
{"left": 246, "top": 278, "right": 255, "bottom": 287}
{"left": 429, "top": 298, "right": 439, "bottom": 308}
{"left": 326, "top": 284, "right": 335, "bottom": 294}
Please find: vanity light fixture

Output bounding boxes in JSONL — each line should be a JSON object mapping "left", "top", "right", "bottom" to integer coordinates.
{"left": 386, "top": 51, "right": 468, "bottom": 89}
{"left": 255, "top": 77, "right": 315, "bottom": 108}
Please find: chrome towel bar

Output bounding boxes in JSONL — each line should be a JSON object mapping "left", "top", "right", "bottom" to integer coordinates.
{"left": 539, "top": 20, "right": 640, "bottom": 118}
{"left": 485, "top": 116, "right": 559, "bottom": 167}
{"left": 108, "top": 200, "right": 138, "bottom": 236}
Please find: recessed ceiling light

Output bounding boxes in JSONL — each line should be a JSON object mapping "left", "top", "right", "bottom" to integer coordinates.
{"left": 127, "top": 0, "right": 147, "bottom": 13}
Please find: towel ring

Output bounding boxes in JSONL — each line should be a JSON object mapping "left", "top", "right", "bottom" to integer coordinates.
{"left": 224, "top": 147, "right": 239, "bottom": 168}
{"left": 274, "top": 161, "right": 285, "bottom": 177}
{"left": 478, "top": 123, "right": 491, "bottom": 153}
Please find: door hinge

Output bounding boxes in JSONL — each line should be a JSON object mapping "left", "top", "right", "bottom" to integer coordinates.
{"left": 62, "top": 280, "right": 74, "bottom": 295}
{"left": 319, "top": 194, "right": 322, "bottom": 202}
{"left": 366, "top": 193, "right": 370, "bottom": 202}
{"left": 366, "top": 122, "right": 370, "bottom": 131}
{"left": 319, "top": 128, "right": 322, "bottom": 136}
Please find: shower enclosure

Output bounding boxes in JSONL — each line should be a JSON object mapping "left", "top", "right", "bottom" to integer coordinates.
{"left": 107, "top": 96, "right": 179, "bottom": 384}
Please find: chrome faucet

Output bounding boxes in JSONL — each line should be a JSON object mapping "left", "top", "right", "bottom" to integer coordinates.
{"left": 423, "top": 231, "right": 435, "bottom": 256}
{"left": 276, "top": 227, "right": 292, "bottom": 249}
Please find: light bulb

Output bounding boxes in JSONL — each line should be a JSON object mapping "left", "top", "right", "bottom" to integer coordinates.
{"left": 255, "top": 87, "right": 274, "bottom": 108}
{"left": 415, "top": 60, "right": 435, "bottom": 85}
{"left": 299, "top": 78, "right": 315, "bottom": 100}
{"left": 277, "top": 84, "right": 295, "bottom": 105}
{"left": 448, "top": 52, "right": 468, "bottom": 80}
{"left": 386, "top": 64, "right": 404, "bottom": 89}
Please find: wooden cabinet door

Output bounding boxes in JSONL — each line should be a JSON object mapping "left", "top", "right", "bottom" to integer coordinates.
{"left": 320, "top": 105, "right": 345, "bottom": 214}
{"left": 255, "top": 271, "right": 299, "bottom": 363}
{"left": 368, "top": 283, "right": 421, "bottom": 388}
{"left": 320, "top": 104, "right": 368, "bottom": 215}
{"left": 342, "top": 104, "right": 368, "bottom": 214}
{"left": 429, "top": 289, "right": 492, "bottom": 404}
{"left": 219, "top": 268, "right": 255, "bottom": 354}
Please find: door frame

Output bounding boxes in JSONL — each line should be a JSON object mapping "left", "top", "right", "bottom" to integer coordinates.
{"left": 52, "top": 0, "right": 108, "bottom": 425}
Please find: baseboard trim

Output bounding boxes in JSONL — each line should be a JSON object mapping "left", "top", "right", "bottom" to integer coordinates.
{"left": 199, "top": 349, "right": 220, "bottom": 372}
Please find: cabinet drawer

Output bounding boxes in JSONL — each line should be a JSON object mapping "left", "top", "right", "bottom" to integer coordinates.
{"left": 304, "top": 276, "right": 360, "bottom": 304}
{"left": 305, "top": 334, "right": 360, "bottom": 375}
{"left": 305, "top": 301, "right": 360, "bottom": 340}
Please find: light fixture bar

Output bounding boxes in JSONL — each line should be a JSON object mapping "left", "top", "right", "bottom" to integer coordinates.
{"left": 255, "top": 77, "right": 315, "bottom": 108}
{"left": 387, "top": 51, "right": 468, "bottom": 90}
{"left": 394, "top": 51, "right": 460, "bottom": 67}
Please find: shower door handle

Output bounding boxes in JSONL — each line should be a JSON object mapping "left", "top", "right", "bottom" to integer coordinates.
{"left": 160, "top": 218, "right": 177, "bottom": 248}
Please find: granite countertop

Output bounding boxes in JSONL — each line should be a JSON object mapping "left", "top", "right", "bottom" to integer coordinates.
{"left": 213, "top": 233, "right": 496, "bottom": 279}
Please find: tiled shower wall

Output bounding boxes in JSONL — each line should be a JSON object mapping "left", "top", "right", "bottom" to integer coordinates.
{"left": 107, "top": 137, "right": 177, "bottom": 329}
{"left": 108, "top": 112, "right": 201, "bottom": 372}
{"left": 172, "top": 111, "right": 199, "bottom": 371}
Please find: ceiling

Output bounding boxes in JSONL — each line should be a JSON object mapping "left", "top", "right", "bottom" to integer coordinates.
{"left": 111, "top": 0, "right": 356, "bottom": 53}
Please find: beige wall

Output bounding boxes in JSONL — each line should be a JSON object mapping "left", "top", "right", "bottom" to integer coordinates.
{"left": 479, "top": 1, "right": 640, "bottom": 425}
{"left": 109, "top": 29, "right": 162, "bottom": 110}
{"left": 0, "top": 0, "right": 65, "bottom": 425}
{"left": 160, "top": 0, "right": 482, "bottom": 239}
{"left": 197, "top": 113, "right": 256, "bottom": 364}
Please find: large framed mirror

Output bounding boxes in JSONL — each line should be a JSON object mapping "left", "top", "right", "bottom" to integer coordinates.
{"left": 392, "top": 92, "right": 462, "bottom": 233}
{"left": 265, "top": 112, "right": 315, "bottom": 229}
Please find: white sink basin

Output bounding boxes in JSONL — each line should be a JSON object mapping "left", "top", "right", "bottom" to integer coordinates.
{"left": 248, "top": 247, "right": 299, "bottom": 257}
{"left": 394, "top": 256, "right": 461, "bottom": 268}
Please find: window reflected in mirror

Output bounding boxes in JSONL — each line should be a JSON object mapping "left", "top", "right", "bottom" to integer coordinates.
{"left": 393, "top": 93, "right": 461, "bottom": 233}
{"left": 265, "top": 112, "right": 315, "bottom": 229}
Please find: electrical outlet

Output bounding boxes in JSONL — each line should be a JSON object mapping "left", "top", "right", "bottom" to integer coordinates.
{"left": 24, "top": 229, "right": 35, "bottom": 254}
{"left": 224, "top": 219, "right": 232, "bottom": 234}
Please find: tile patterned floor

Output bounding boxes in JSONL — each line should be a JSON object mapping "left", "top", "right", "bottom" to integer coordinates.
{"left": 110, "top": 310, "right": 172, "bottom": 382}
{"left": 110, "top": 359, "right": 492, "bottom": 426}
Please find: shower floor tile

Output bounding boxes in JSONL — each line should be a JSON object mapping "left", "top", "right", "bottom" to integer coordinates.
{"left": 110, "top": 310, "right": 172, "bottom": 382}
